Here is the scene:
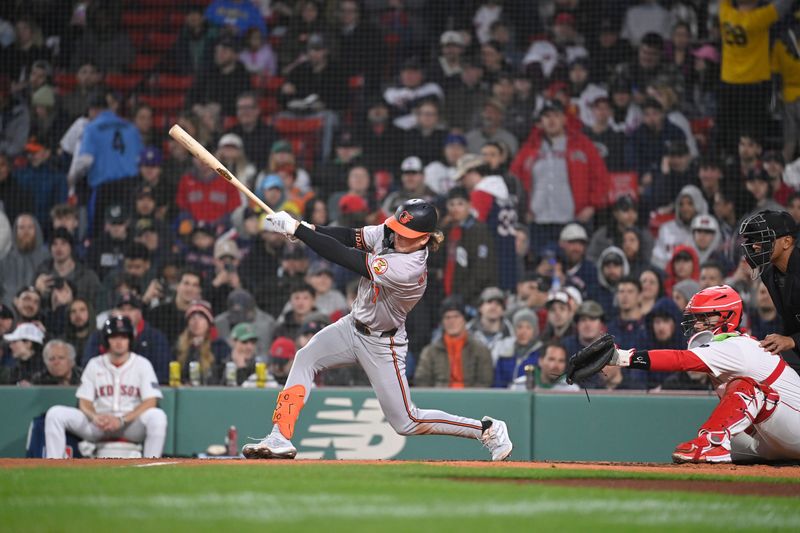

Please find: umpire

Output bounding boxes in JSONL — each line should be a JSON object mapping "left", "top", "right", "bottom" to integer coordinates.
{"left": 740, "top": 209, "right": 800, "bottom": 369}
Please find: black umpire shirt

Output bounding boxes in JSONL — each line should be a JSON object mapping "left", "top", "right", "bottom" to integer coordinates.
{"left": 761, "top": 246, "right": 800, "bottom": 370}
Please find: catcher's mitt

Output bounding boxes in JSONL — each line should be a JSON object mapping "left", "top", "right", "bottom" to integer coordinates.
{"left": 565, "top": 333, "right": 617, "bottom": 385}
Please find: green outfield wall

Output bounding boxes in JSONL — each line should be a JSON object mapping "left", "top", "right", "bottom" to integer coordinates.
{"left": 0, "top": 387, "right": 718, "bottom": 462}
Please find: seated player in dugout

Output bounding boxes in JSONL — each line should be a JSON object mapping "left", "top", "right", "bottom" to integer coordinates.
{"left": 243, "top": 199, "right": 513, "bottom": 461}
{"left": 739, "top": 210, "right": 800, "bottom": 370}
{"left": 580, "top": 285, "right": 800, "bottom": 464}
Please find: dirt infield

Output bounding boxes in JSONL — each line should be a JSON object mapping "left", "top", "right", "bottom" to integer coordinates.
{"left": 2, "top": 457, "right": 800, "bottom": 479}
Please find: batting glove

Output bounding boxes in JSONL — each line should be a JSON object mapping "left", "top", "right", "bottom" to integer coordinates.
{"left": 261, "top": 211, "right": 299, "bottom": 235}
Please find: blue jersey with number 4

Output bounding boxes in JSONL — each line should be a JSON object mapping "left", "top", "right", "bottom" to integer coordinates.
{"left": 79, "top": 110, "right": 143, "bottom": 189}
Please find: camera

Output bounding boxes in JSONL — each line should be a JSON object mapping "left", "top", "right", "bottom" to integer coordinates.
{"left": 224, "top": 263, "right": 236, "bottom": 273}
{"left": 53, "top": 277, "right": 65, "bottom": 290}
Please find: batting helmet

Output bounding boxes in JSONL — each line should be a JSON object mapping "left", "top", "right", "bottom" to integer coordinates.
{"left": 739, "top": 210, "right": 798, "bottom": 270}
{"left": 385, "top": 199, "right": 437, "bottom": 239}
{"left": 102, "top": 315, "right": 135, "bottom": 347}
{"left": 680, "top": 285, "right": 742, "bottom": 337}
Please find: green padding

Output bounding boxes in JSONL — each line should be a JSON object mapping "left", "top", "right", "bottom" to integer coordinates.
{"left": 532, "top": 392, "right": 718, "bottom": 462}
{"left": 174, "top": 388, "right": 531, "bottom": 460}
{"left": 0, "top": 387, "right": 176, "bottom": 457}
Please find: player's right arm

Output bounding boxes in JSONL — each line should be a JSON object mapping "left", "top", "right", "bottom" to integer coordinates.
{"left": 612, "top": 348, "right": 712, "bottom": 373}
{"left": 294, "top": 223, "right": 371, "bottom": 279}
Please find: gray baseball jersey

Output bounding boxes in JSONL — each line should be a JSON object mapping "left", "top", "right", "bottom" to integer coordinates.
{"left": 351, "top": 224, "right": 428, "bottom": 334}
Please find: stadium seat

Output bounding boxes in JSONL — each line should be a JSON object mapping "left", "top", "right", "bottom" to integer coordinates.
{"left": 130, "top": 54, "right": 160, "bottom": 72}
{"left": 121, "top": 11, "right": 156, "bottom": 28}
{"left": 155, "top": 74, "right": 194, "bottom": 91}
{"left": 54, "top": 72, "right": 77, "bottom": 93}
{"left": 274, "top": 116, "right": 325, "bottom": 170}
{"left": 105, "top": 73, "right": 143, "bottom": 93}
{"left": 223, "top": 116, "right": 238, "bottom": 130}
{"left": 140, "top": 94, "right": 185, "bottom": 113}
{"left": 147, "top": 32, "right": 178, "bottom": 52}
{"left": 258, "top": 96, "right": 279, "bottom": 117}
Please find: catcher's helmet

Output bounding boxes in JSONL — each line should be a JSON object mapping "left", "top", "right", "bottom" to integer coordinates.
{"left": 680, "top": 285, "right": 742, "bottom": 337}
{"left": 739, "top": 210, "right": 798, "bottom": 270}
{"left": 103, "top": 314, "right": 135, "bottom": 347}
{"left": 385, "top": 199, "right": 437, "bottom": 239}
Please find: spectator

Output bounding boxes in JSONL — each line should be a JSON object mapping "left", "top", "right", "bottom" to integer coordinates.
{"left": 761, "top": 151, "right": 793, "bottom": 206}
{"left": 14, "top": 138, "right": 66, "bottom": 227}
{"left": 226, "top": 92, "right": 277, "bottom": 171}
{"left": 511, "top": 99, "right": 610, "bottom": 250}
{"left": 11, "top": 286, "right": 43, "bottom": 324}
{"left": 86, "top": 205, "right": 131, "bottom": 281}
{"left": 32, "top": 339, "right": 81, "bottom": 385}
{"left": 214, "top": 288, "right": 276, "bottom": 357}
{"left": 588, "top": 195, "right": 652, "bottom": 263}
{"left": 595, "top": 246, "right": 629, "bottom": 316}
{"left": 608, "top": 76, "right": 642, "bottom": 134}
{"left": 506, "top": 272, "right": 550, "bottom": 327}
{"left": 333, "top": 0, "right": 385, "bottom": 94}
{"left": 713, "top": 186, "right": 742, "bottom": 267}
{"left": 455, "top": 154, "right": 518, "bottom": 291}
{"left": 265, "top": 336, "right": 296, "bottom": 388}
{"left": 184, "top": 223, "right": 217, "bottom": 283}
{"left": 177, "top": 158, "right": 242, "bottom": 225}
{"left": 694, "top": 156, "right": 725, "bottom": 209}
{"left": 665, "top": 245, "right": 700, "bottom": 296}
{"left": 441, "top": 187, "right": 495, "bottom": 304}
{"left": 70, "top": 4, "right": 135, "bottom": 73}
{"left": 467, "top": 286, "right": 514, "bottom": 363}
{"left": 220, "top": 322, "right": 260, "bottom": 386}
{"left": 671, "top": 278, "right": 700, "bottom": 310}
{"left": 494, "top": 308, "right": 542, "bottom": 389}
{"left": 206, "top": 238, "right": 243, "bottom": 312}
{"left": 524, "top": 342, "right": 580, "bottom": 391}
{"left": 327, "top": 165, "right": 372, "bottom": 224}
{"left": 165, "top": 7, "right": 214, "bottom": 75}
{"left": 466, "top": 97, "right": 519, "bottom": 156}
{"left": 622, "top": 32, "right": 677, "bottom": 103}
{"left": 82, "top": 293, "right": 171, "bottom": 384}
{"left": 773, "top": 26, "right": 800, "bottom": 161}
{"left": 2, "top": 17, "right": 50, "bottom": 81}
{"left": 558, "top": 223, "right": 600, "bottom": 304}
{"left": 646, "top": 297, "right": 684, "bottom": 350}
{"left": 29, "top": 84, "right": 65, "bottom": 151}
{"left": 699, "top": 261, "right": 726, "bottom": 289}
{"left": 50, "top": 203, "right": 82, "bottom": 248}
{"left": 569, "top": 57, "right": 606, "bottom": 129}
{"left": 540, "top": 290, "right": 576, "bottom": 343}
{"left": 741, "top": 169, "right": 785, "bottom": 220}
{"left": 187, "top": 36, "right": 252, "bottom": 116}
{"left": 622, "top": 1, "right": 673, "bottom": 47}
{"left": 415, "top": 296, "right": 493, "bottom": 388}
{"left": 305, "top": 262, "right": 346, "bottom": 317}
{"left": 1, "top": 214, "right": 49, "bottom": 305}
{"left": 402, "top": 100, "right": 448, "bottom": 165}
{"left": 562, "top": 300, "right": 606, "bottom": 358}
{"left": 730, "top": 132, "right": 763, "bottom": 182}
{"left": 239, "top": 228, "right": 284, "bottom": 315}
{"left": 68, "top": 93, "right": 143, "bottom": 236}
{"left": 384, "top": 57, "right": 444, "bottom": 130}
{"left": 717, "top": 0, "right": 790, "bottom": 156}
{"left": 0, "top": 81, "right": 30, "bottom": 158}
{"left": 135, "top": 147, "right": 174, "bottom": 222}
{"left": 443, "top": 58, "right": 488, "bottom": 132}
{"left": 642, "top": 139, "right": 695, "bottom": 215}
{"left": 63, "top": 297, "right": 95, "bottom": 361}
{"left": 274, "top": 283, "right": 317, "bottom": 340}
{"left": 60, "top": 62, "right": 102, "bottom": 121}
{"left": 652, "top": 184, "right": 708, "bottom": 270}
{"left": 429, "top": 30, "right": 467, "bottom": 91}
{"left": 279, "top": 1, "right": 326, "bottom": 68}
{"left": 382, "top": 156, "right": 437, "bottom": 215}
{"left": 2, "top": 322, "right": 44, "bottom": 384}
{"left": 689, "top": 214, "right": 729, "bottom": 273}
{"left": 625, "top": 97, "right": 688, "bottom": 176}
{"left": 44, "top": 315, "right": 167, "bottom": 458}
{"left": 590, "top": 18, "right": 630, "bottom": 81}
{"left": 423, "top": 134, "right": 466, "bottom": 196}
{"left": 0, "top": 153, "right": 34, "bottom": 223}
{"left": 101, "top": 243, "right": 155, "bottom": 310}
{"left": 583, "top": 95, "right": 626, "bottom": 171}
{"left": 39, "top": 276, "right": 76, "bottom": 337}
{"left": 646, "top": 76, "right": 699, "bottom": 156}
{"left": 749, "top": 280, "right": 782, "bottom": 341}
{"left": 35, "top": 227, "right": 101, "bottom": 309}
{"left": 146, "top": 269, "right": 203, "bottom": 347}
{"left": 639, "top": 268, "right": 664, "bottom": 316}
{"left": 359, "top": 100, "right": 405, "bottom": 172}
{"left": 689, "top": 43, "right": 721, "bottom": 119}
{"left": 480, "top": 39, "right": 512, "bottom": 87}
{"left": 315, "top": 128, "right": 365, "bottom": 199}
{"left": 239, "top": 27, "right": 276, "bottom": 76}
{"left": 606, "top": 277, "right": 650, "bottom": 389}
{"left": 175, "top": 300, "right": 230, "bottom": 385}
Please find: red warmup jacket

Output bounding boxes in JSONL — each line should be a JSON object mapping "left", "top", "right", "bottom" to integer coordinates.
{"left": 177, "top": 173, "right": 242, "bottom": 223}
{"left": 510, "top": 126, "right": 611, "bottom": 216}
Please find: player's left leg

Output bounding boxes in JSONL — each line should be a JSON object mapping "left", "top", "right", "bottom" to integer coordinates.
{"left": 356, "top": 333, "right": 513, "bottom": 461}
{"left": 673, "top": 377, "right": 777, "bottom": 464}
{"left": 121, "top": 408, "right": 168, "bottom": 458}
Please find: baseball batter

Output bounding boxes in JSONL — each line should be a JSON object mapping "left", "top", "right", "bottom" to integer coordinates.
{"left": 584, "top": 285, "right": 800, "bottom": 463}
{"left": 243, "top": 199, "right": 513, "bottom": 460}
{"left": 44, "top": 316, "right": 167, "bottom": 458}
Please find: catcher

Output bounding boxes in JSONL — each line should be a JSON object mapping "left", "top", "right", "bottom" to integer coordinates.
{"left": 566, "top": 285, "right": 800, "bottom": 463}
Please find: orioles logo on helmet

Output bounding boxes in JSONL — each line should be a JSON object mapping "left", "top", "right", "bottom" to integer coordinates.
{"left": 398, "top": 211, "right": 414, "bottom": 224}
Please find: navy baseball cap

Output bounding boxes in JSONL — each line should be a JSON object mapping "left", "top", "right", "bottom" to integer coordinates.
{"left": 140, "top": 147, "right": 162, "bottom": 166}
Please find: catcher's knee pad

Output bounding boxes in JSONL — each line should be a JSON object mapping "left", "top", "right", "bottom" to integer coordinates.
{"left": 273, "top": 384, "right": 306, "bottom": 439}
{"left": 700, "top": 377, "right": 778, "bottom": 440}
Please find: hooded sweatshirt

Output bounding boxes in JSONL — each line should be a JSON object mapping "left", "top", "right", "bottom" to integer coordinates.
{"left": 595, "top": 245, "right": 631, "bottom": 315}
{"left": 0, "top": 216, "right": 49, "bottom": 306}
{"left": 664, "top": 244, "right": 700, "bottom": 295}
{"left": 646, "top": 297, "right": 685, "bottom": 350}
{"left": 652, "top": 184, "right": 708, "bottom": 270}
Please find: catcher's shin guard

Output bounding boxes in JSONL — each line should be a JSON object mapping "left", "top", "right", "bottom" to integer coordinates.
{"left": 674, "top": 377, "right": 778, "bottom": 463}
{"left": 272, "top": 384, "right": 306, "bottom": 439}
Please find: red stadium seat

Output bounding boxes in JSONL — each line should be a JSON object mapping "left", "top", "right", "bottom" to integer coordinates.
{"left": 258, "top": 96, "right": 279, "bottom": 117}
{"left": 105, "top": 73, "right": 142, "bottom": 93}
{"left": 54, "top": 72, "right": 77, "bottom": 93}
{"left": 155, "top": 74, "right": 194, "bottom": 91}
{"left": 122, "top": 12, "right": 157, "bottom": 28}
{"left": 264, "top": 76, "right": 285, "bottom": 93}
{"left": 148, "top": 32, "right": 178, "bottom": 52}
{"left": 153, "top": 113, "right": 173, "bottom": 131}
{"left": 130, "top": 54, "right": 160, "bottom": 72}
{"left": 223, "top": 116, "right": 238, "bottom": 130}
{"left": 129, "top": 30, "right": 148, "bottom": 49}
{"left": 274, "top": 116, "right": 325, "bottom": 170}
{"left": 139, "top": 94, "right": 185, "bottom": 113}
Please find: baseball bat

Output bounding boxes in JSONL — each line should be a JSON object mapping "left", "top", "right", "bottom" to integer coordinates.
{"left": 168, "top": 124, "right": 275, "bottom": 215}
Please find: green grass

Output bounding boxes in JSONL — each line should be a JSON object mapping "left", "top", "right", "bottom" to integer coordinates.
{"left": 2, "top": 462, "right": 799, "bottom": 532}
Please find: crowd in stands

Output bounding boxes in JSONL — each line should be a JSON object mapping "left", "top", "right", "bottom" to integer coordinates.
{"left": 2, "top": 0, "right": 799, "bottom": 393}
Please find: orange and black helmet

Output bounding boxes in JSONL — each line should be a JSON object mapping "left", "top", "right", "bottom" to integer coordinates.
{"left": 385, "top": 199, "right": 437, "bottom": 239}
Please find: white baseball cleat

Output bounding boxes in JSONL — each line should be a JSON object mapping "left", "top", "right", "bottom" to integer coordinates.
{"left": 480, "top": 416, "right": 513, "bottom": 461}
{"left": 242, "top": 431, "right": 297, "bottom": 459}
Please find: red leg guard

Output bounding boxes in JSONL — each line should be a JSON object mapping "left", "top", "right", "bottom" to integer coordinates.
{"left": 699, "top": 377, "right": 777, "bottom": 442}
{"left": 272, "top": 384, "right": 306, "bottom": 439}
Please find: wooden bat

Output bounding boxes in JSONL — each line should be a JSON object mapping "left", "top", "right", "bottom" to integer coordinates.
{"left": 168, "top": 124, "right": 275, "bottom": 215}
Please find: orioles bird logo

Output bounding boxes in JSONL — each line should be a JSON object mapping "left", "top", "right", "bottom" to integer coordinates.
{"left": 398, "top": 211, "right": 414, "bottom": 224}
